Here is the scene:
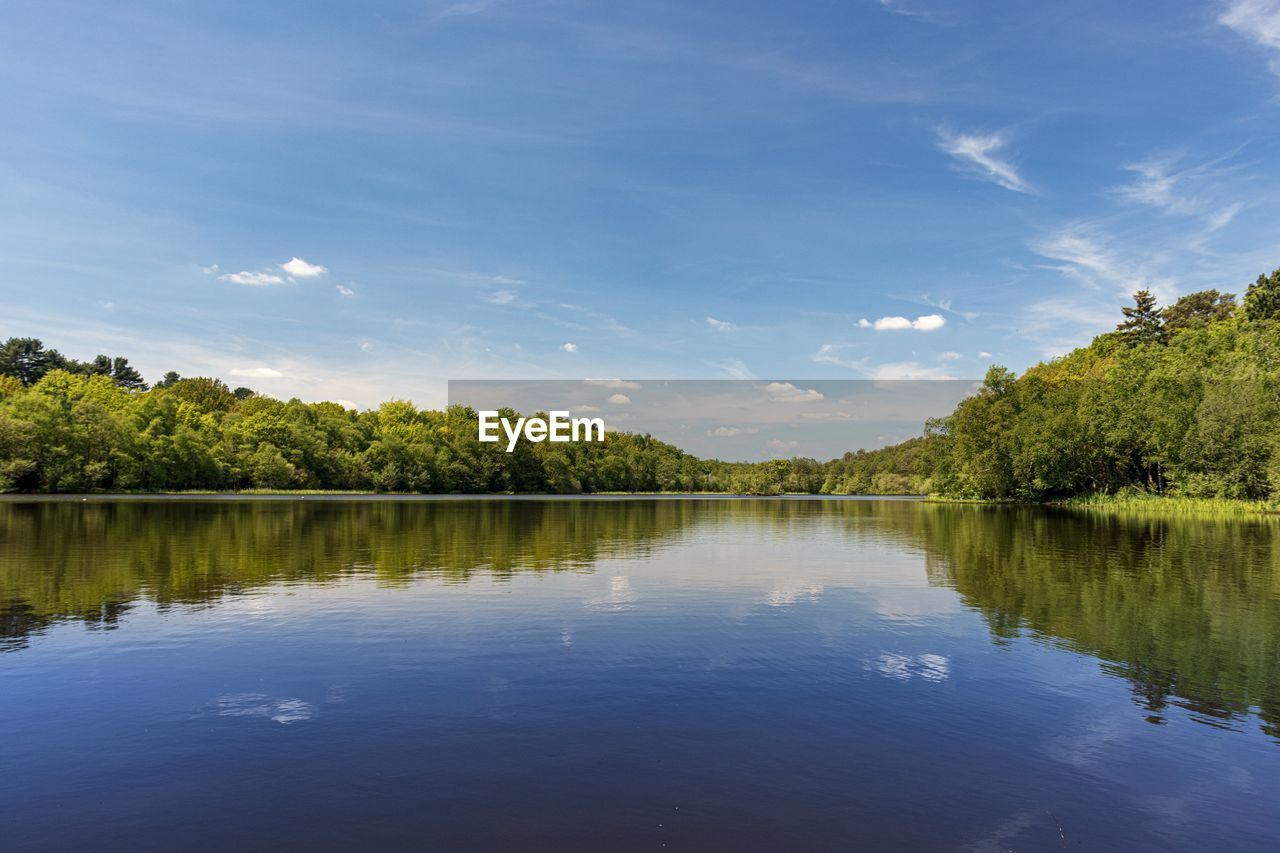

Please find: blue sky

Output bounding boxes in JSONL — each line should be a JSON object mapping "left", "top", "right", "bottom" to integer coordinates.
{"left": 3, "top": 0, "right": 1280, "bottom": 408}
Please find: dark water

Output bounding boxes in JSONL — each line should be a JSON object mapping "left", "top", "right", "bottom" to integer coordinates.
{"left": 2, "top": 498, "right": 1279, "bottom": 851}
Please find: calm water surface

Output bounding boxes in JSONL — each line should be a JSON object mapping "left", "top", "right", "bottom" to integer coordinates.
{"left": 2, "top": 497, "right": 1279, "bottom": 850}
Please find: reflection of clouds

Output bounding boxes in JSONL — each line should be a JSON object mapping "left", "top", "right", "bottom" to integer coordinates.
{"left": 961, "top": 809, "right": 1040, "bottom": 853}
{"left": 214, "top": 693, "right": 316, "bottom": 724}
{"left": 871, "top": 587, "right": 962, "bottom": 623}
{"left": 561, "top": 627, "right": 574, "bottom": 647}
{"left": 585, "top": 575, "right": 637, "bottom": 611}
{"left": 867, "top": 652, "right": 950, "bottom": 683}
{"left": 765, "top": 581, "right": 824, "bottom": 607}
{"left": 1042, "top": 710, "right": 1127, "bottom": 769}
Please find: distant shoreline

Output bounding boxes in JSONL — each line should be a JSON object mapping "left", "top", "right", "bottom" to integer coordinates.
{"left": 0, "top": 492, "right": 928, "bottom": 503}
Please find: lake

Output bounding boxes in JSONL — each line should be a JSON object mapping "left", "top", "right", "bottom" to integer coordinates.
{"left": 2, "top": 497, "right": 1279, "bottom": 850}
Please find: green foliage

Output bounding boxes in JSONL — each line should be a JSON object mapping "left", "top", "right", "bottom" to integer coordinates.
{"left": 930, "top": 266, "right": 1280, "bottom": 501}
{"left": 1244, "top": 267, "right": 1280, "bottom": 322}
{"left": 1163, "top": 290, "right": 1236, "bottom": 332}
{"left": 0, "top": 360, "right": 928, "bottom": 493}
{"left": 0, "top": 337, "right": 150, "bottom": 389}
{"left": 1116, "top": 289, "right": 1166, "bottom": 345}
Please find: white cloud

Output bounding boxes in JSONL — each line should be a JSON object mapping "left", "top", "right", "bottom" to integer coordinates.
{"left": 767, "top": 438, "right": 799, "bottom": 449}
{"left": 709, "top": 426, "right": 759, "bottom": 437}
{"left": 607, "top": 393, "right": 631, "bottom": 405}
{"left": 978, "top": 351, "right": 993, "bottom": 359}
{"left": 219, "top": 271, "right": 285, "bottom": 287}
{"left": 1031, "top": 226, "right": 1176, "bottom": 301}
{"left": 562, "top": 342, "right": 578, "bottom": 353}
{"left": 360, "top": 341, "right": 374, "bottom": 352}
{"left": 1205, "top": 201, "right": 1244, "bottom": 233}
{"left": 230, "top": 366, "right": 284, "bottom": 379}
{"left": 859, "top": 314, "right": 946, "bottom": 331}
{"left": 867, "top": 362, "right": 956, "bottom": 380}
{"left": 200, "top": 264, "right": 219, "bottom": 275}
{"left": 335, "top": 284, "right": 354, "bottom": 297}
{"left": 280, "top": 257, "right": 327, "bottom": 278}
{"left": 706, "top": 316, "right": 737, "bottom": 331}
{"left": 1220, "top": 1, "right": 1280, "bottom": 64}
{"left": 937, "top": 130, "right": 1032, "bottom": 193}
{"left": 1113, "top": 156, "right": 1193, "bottom": 213}
{"left": 878, "top": 0, "right": 933, "bottom": 20}
{"left": 585, "top": 379, "right": 641, "bottom": 389}
{"left": 812, "top": 343, "right": 865, "bottom": 369}
{"left": 765, "top": 381, "right": 824, "bottom": 402}
{"left": 711, "top": 359, "right": 755, "bottom": 380}
{"left": 918, "top": 294, "right": 980, "bottom": 320}
{"left": 938, "top": 351, "right": 962, "bottom": 361}
{"left": 487, "top": 290, "right": 517, "bottom": 305}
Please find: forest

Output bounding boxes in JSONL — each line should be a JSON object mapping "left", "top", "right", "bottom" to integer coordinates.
{"left": 927, "top": 266, "right": 1280, "bottom": 501}
{"left": 1, "top": 264, "right": 1277, "bottom": 499}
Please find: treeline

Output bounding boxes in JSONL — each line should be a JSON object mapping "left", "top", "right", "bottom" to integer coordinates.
{"left": 0, "top": 340, "right": 921, "bottom": 494}
{"left": 928, "top": 267, "right": 1280, "bottom": 501}
{"left": 11, "top": 264, "right": 1272, "bottom": 499}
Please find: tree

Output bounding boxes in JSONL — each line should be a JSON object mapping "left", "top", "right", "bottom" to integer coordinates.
{"left": 1163, "top": 290, "right": 1236, "bottom": 333}
{"left": 154, "top": 371, "right": 181, "bottom": 389}
{"left": 108, "top": 357, "right": 147, "bottom": 391}
{"left": 1244, "top": 267, "right": 1280, "bottom": 322}
{"left": 0, "top": 338, "right": 67, "bottom": 384}
{"left": 1116, "top": 290, "right": 1166, "bottom": 345}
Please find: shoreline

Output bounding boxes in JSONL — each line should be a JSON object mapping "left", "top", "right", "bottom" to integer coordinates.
{"left": 2, "top": 491, "right": 1276, "bottom": 515}
{"left": 0, "top": 492, "right": 928, "bottom": 503}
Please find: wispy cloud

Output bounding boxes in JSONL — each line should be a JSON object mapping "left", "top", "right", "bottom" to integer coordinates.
{"left": 812, "top": 343, "right": 865, "bottom": 369}
{"left": 1220, "top": 1, "right": 1280, "bottom": 73}
{"left": 878, "top": 0, "right": 934, "bottom": 21}
{"left": 708, "top": 426, "right": 758, "bottom": 437}
{"left": 486, "top": 290, "right": 518, "bottom": 305}
{"left": 561, "top": 342, "right": 578, "bottom": 353}
{"left": 1030, "top": 225, "right": 1175, "bottom": 300}
{"left": 220, "top": 271, "right": 285, "bottom": 287}
{"left": 1112, "top": 156, "right": 1193, "bottom": 213}
{"left": 867, "top": 361, "right": 956, "bottom": 380}
{"left": 336, "top": 284, "right": 355, "bottom": 297}
{"left": 1206, "top": 201, "right": 1245, "bottom": 232}
{"left": 858, "top": 314, "right": 946, "bottom": 331}
{"left": 1111, "top": 150, "right": 1246, "bottom": 219}
{"left": 918, "top": 294, "right": 979, "bottom": 320}
{"left": 711, "top": 359, "right": 755, "bottom": 380}
{"left": 937, "top": 130, "right": 1032, "bottom": 193}
{"left": 706, "top": 316, "right": 736, "bottom": 331}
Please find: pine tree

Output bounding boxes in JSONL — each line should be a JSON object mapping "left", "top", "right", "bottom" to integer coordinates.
{"left": 1116, "top": 289, "right": 1166, "bottom": 345}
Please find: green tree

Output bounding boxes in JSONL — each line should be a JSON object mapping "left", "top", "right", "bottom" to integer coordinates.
{"left": 1116, "top": 289, "right": 1166, "bottom": 345}
{"left": 0, "top": 337, "right": 67, "bottom": 384}
{"left": 1163, "top": 290, "right": 1236, "bottom": 333}
{"left": 1243, "top": 267, "right": 1280, "bottom": 322}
